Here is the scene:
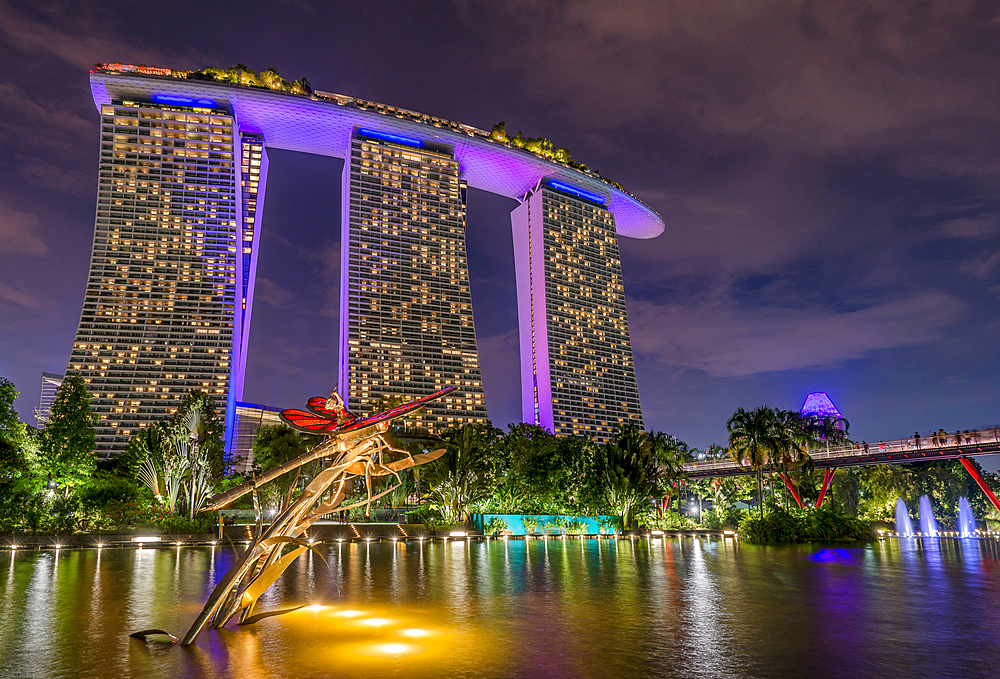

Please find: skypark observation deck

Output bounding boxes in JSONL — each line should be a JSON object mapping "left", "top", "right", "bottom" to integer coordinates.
{"left": 683, "top": 427, "right": 1000, "bottom": 479}
{"left": 89, "top": 69, "right": 664, "bottom": 239}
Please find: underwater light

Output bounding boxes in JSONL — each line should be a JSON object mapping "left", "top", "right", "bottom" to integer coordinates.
{"left": 401, "top": 628, "right": 427, "bottom": 637}
{"left": 381, "top": 643, "right": 408, "bottom": 655}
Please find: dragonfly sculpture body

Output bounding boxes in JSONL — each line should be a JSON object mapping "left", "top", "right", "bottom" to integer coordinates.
{"left": 175, "top": 386, "right": 453, "bottom": 645}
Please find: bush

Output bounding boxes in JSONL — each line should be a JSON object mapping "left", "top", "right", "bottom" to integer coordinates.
{"left": 739, "top": 505, "right": 873, "bottom": 543}
{"left": 154, "top": 515, "right": 216, "bottom": 534}
{"left": 78, "top": 475, "right": 140, "bottom": 513}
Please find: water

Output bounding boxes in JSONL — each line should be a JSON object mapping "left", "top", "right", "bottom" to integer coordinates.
{"left": 2, "top": 538, "right": 999, "bottom": 678}
{"left": 919, "top": 494, "right": 940, "bottom": 536}
{"left": 958, "top": 497, "right": 976, "bottom": 537}
{"left": 895, "top": 498, "right": 914, "bottom": 536}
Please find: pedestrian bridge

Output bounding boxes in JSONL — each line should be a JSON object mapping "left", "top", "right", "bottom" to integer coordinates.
{"left": 682, "top": 427, "right": 1000, "bottom": 512}
{"left": 683, "top": 427, "right": 1000, "bottom": 479}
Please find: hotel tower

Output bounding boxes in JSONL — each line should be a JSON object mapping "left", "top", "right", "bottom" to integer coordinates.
{"left": 339, "top": 130, "right": 487, "bottom": 427}
{"left": 512, "top": 181, "right": 644, "bottom": 442}
{"left": 69, "top": 65, "right": 663, "bottom": 455}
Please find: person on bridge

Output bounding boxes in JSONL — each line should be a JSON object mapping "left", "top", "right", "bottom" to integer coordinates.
{"left": 863, "top": 441, "right": 870, "bottom": 454}
{"left": 939, "top": 429, "right": 948, "bottom": 446}
{"left": 931, "top": 431, "right": 939, "bottom": 447}
{"left": 914, "top": 432, "right": 921, "bottom": 450}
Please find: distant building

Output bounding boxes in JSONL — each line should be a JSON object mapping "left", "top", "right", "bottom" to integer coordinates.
{"left": 229, "top": 401, "right": 284, "bottom": 474}
{"left": 34, "top": 372, "right": 64, "bottom": 426}
{"left": 512, "top": 180, "right": 645, "bottom": 442}
{"left": 801, "top": 392, "right": 843, "bottom": 419}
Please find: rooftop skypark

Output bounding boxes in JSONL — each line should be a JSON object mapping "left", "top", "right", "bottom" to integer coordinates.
{"left": 92, "top": 62, "right": 635, "bottom": 201}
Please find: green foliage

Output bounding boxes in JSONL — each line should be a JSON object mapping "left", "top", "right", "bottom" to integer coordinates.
{"left": 40, "top": 375, "right": 96, "bottom": 492}
{"left": 484, "top": 517, "right": 509, "bottom": 535}
{"left": 521, "top": 516, "right": 541, "bottom": 534}
{"left": 424, "top": 424, "right": 501, "bottom": 523}
{"left": 77, "top": 474, "right": 140, "bottom": 513}
{"left": 489, "top": 121, "right": 589, "bottom": 173}
{"left": 249, "top": 423, "right": 320, "bottom": 510}
{"left": 154, "top": 514, "right": 215, "bottom": 534}
{"left": 190, "top": 64, "right": 312, "bottom": 95}
{"left": 739, "top": 504, "right": 874, "bottom": 543}
{"left": 594, "top": 427, "right": 662, "bottom": 529}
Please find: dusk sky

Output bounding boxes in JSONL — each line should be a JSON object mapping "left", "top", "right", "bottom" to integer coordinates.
{"left": 1, "top": 2, "right": 998, "bottom": 464}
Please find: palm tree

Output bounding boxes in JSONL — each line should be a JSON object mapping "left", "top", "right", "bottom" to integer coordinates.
{"left": 595, "top": 427, "right": 661, "bottom": 530}
{"left": 727, "top": 406, "right": 780, "bottom": 515}
{"left": 424, "top": 424, "right": 496, "bottom": 524}
{"left": 771, "top": 410, "right": 813, "bottom": 508}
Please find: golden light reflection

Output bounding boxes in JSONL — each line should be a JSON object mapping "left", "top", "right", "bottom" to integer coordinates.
{"left": 359, "top": 617, "right": 391, "bottom": 627}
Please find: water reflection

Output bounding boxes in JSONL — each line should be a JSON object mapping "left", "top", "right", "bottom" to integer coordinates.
{"left": 0, "top": 538, "right": 998, "bottom": 678}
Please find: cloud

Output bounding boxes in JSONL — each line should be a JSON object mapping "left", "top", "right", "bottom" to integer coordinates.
{"left": 498, "top": 0, "right": 998, "bottom": 181}
{"left": 0, "top": 280, "right": 47, "bottom": 309}
{"left": 958, "top": 251, "right": 1000, "bottom": 280}
{"left": 629, "top": 290, "right": 964, "bottom": 377}
{"left": 0, "top": 204, "right": 46, "bottom": 255}
{"left": 253, "top": 277, "right": 294, "bottom": 308}
{"left": 936, "top": 215, "right": 999, "bottom": 240}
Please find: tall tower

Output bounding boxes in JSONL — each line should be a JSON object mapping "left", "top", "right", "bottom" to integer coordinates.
{"left": 66, "top": 100, "right": 239, "bottom": 455}
{"left": 339, "top": 128, "right": 487, "bottom": 430}
{"left": 512, "top": 180, "right": 644, "bottom": 442}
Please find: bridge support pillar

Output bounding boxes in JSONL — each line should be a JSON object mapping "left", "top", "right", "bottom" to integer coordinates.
{"left": 778, "top": 473, "right": 804, "bottom": 508}
{"left": 815, "top": 468, "right": 836, "bottom": 508}
{"left": 959, "top": 457, "right": 1000, "bottom": 514}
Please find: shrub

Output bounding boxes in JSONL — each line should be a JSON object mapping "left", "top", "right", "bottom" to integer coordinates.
{"left": 739, "top": 505, "right": 874, "bottom": 543}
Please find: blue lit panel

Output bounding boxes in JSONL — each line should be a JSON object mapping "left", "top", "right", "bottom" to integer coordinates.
{"left": 152, "top": 94, "right": 216, "bottom": 107}
{"left": 546, "top": 180, "right": 606, "bottom": 205}
{"left": 357, "top": 128, "right": 424, "bottom": 148}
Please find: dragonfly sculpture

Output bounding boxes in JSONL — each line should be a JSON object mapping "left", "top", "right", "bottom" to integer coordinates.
{"left": 171, "top": 386, "right": 453, "bottom": 646}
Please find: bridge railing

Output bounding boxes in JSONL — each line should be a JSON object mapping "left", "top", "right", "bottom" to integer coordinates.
{"left": 683, "top": 427, "right": 1000, "bottom": 474}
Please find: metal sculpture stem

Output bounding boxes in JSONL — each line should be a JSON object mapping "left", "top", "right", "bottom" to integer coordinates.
{"left": 177, "top": 389, "right": 451, "bottom": 646}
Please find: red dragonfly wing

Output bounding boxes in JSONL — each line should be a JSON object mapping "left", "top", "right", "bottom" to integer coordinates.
{"left": 280, "top": 386, "right": 457, "bottom": 436}
{"left": 279, "top": 409, "right": 344, "bottom": 434}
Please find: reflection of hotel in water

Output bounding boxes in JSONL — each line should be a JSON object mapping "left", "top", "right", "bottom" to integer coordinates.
{"left": 513, "top": 181, "right": 644, "bottom": 443}
{"left": 64, "top": 65, "right": 664, "bottom": 455}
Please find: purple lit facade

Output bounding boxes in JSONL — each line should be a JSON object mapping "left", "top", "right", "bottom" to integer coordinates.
{"left": 513, "top": 181, "right": 644, "bottom": 441}
{"left": 76, "top": 68, "right": 663, "bottom": 453}
{"left": 800, "top": 392, "right": 843, "bottom": 419}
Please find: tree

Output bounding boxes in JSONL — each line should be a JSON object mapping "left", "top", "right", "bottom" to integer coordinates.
{"left": 250, "top": 424, "right": 320, "bottom": 510}
{"left": 170, "top": 390, "right": 225, "bottom": 480}
{"left": 594, "top": 427, "right": 661, "bottom": 530}
{"left": 41, "top": 375, "right": 96, "bottom": 493}
{"left": 646, "top": 432, "right": 690, "bottom": 517}
{"left": 424, "top": 423, "right": 500, "bottom": 523}
{"left": 727, "top": 406, "right": 781, "bottom": 515}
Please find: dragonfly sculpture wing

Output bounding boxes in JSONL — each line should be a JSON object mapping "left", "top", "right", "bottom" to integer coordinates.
{"left": 279, "top": 386, "right": 456, "bottom": 435}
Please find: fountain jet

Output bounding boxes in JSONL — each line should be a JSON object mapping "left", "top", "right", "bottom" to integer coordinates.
{"left": 895, "top": 498, "right": 914, "bottom": 536}
{"left": 958, "top": 496, "right": 976, "bottom": 538}
{"left": 918, "top": 495, "right": 939, "bottom": 537}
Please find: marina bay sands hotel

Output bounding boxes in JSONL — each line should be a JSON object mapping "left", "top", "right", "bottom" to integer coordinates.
{"left": 66, "top": 64, "right": 664, "bottom": 455}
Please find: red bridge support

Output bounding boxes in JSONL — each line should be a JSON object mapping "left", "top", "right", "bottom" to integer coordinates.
{"left": 778, "top": 473, "right": 804, "bottom": 508}
{"left": 815, "top": 468, "right": 837, "bottom": 508}
{"left": 959, "top": 457, "right": 1000, "bottom": 514}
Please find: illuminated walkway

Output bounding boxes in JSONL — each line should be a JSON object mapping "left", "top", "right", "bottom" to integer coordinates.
{"left": 683, "top": 427, "right": 1000, "bottom": 511}
{"left": 683, "top": 427, "right": 1000, "bottom": 479}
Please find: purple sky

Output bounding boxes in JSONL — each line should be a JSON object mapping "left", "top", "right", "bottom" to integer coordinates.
{"left": 1, "top": 2, "right": 998, "bottom": 466}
